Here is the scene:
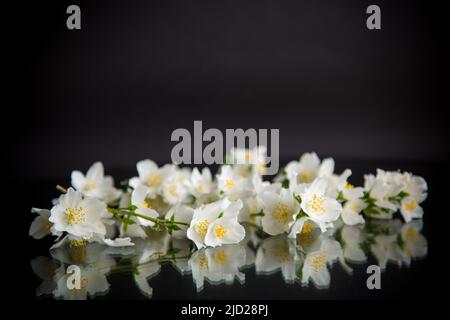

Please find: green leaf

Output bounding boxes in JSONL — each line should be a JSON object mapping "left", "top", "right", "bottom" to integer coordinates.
{"left": 282, "top": 179, "right": 289, "bottom": 189}
{"left": 122, "top": 218, "right": 136, "bottom": 225}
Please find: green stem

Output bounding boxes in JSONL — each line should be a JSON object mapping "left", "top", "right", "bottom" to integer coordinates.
{"left": 108, "top": 207, "right": 190, "bottom": 226}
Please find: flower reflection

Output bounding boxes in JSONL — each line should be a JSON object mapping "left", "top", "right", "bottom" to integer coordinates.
{"left": 255, "top": 235, "right": 297, "bottom": 283}
{"left": 31, "top": 219, "right": 427, "bottom": 299}
{"left": 189, "top": 244, "right": 246, "bottom": 291}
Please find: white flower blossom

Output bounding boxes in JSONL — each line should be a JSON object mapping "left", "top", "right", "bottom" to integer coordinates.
{"left": 129, "top": 159, "right": 173, "bottom": 195}
{"left": 187, "top": 198, "right": 245, "bottom": 249}
{"left": 49, "top": 188, "right": 109, "bottom": 239}
{"left": 71, "top": 162, "right": 121, "bottom": 204}
{"left": 259, "top": 188, "right": 299, "bottom": 236}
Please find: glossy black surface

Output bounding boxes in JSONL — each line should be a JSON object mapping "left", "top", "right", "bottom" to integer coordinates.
{"left": 23, "top": 160, "right": 443, "bottom": 300}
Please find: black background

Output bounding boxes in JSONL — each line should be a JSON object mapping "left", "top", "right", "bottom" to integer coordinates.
{"left": 5, "top": 0, "right": 449, "bottom": 305}
{"left": 10, "top": 0, "right": 449, "bottom": 181}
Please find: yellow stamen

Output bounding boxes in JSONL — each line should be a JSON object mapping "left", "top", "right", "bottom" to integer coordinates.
{"left": 301, "top": 220, "right": 314, "bottom": 234}
{"left": 272, "top": 204, "right": 292, "bottom": 224}
{"left": 167, "top": 183, "right": 178, "bottom": 197}
{"left": 404, "top": 228, "right": 417, "bottom": 240}
{"left": 311, "top": 253, "right": 327, "bottom": 272}
{"left": 344, "top": 182, "right": 354, "bottom": 189}
{"left": 214, "top": 224, "right": 227, "bottom": 239}
{"left": 69, "top": 239, "right": 87, "bottom": 248}
{"left": 85, "top": 181, "right": 97, "bottom": 191}
{"left": 273, "top": 244, "right": 290, "bottom": 263}
{"left": 226, "top": 179, "right": 234, "bottom": 189}
{"left": 405, "top": 199, "right": 417, "bottom": 212}
{"left": 215, "top": 250, "right": 227, "bottom": 263}
{"left": 199, "top": 254, "right": 208, "bottom": 270}
{"left": 299, "top": 171, "right": 314, "bottom": 183}
{"left": 258, "top": 162, "right": 267, "bottom": 175}
{"left": 306, "top": 194, "right": 325, "bottom": 214}
{"left": 195, "top": 219, "right": 210, "bottom": 237}
{"left": 141, "top": 200, "right": 152, "bottom": 208}
{"left": 146, "top": 174, "right": 161, "bottom": 187}
{"left": 65, "top": 207, "right": 85, "bottom": 225}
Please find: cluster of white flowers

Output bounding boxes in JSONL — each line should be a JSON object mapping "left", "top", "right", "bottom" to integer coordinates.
{"left": 29, "top": 149, "right": 427, "bottom": 251}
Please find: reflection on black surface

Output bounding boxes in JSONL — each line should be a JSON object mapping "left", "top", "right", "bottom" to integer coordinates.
{"left": 31, "top": 219, "right": 427, "bottom": 300}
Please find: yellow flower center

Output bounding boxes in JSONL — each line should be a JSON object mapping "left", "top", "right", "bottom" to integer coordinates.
{"left": 199, "top": 254, "right": 208, "bottom": 270}
{"left": 405, "top": 199, "right": 417, "bottom": 212}
{"left": 141, "top": 199, "right": 152, "bottom": 208}
{"left": 307, "top": 194, "right": 325, "bottom": 214}
{"left": 273, "top": 244, "right": 290, "bottom": 263}
{"left": 146, "top": 174, "right": 161, "bottom": 187}
{"left": 258, "top": 162, "right": 267, "bottom": 175}
{"left": 311, "top": 253, "right": 327, "bottom": 272}
{"left": 215, "top": 250, "right": 227, "bottom": 263}
{"left": 69, "top": 239, "right": 87, "bottom": 248}
{"left": 195, "top": 219, "right": 210, "bottom": 237}
{"left": 65, "top": 207, "right": 85, "bottom": 225}
{"left": 299, "top": 171, "right": 314, "bottom": 183}
{"left": 214, "top": 224, "right": 227, "bottom": 239}
{"left": 167, "top": 183, "right": 178, "bottom": 197}
{"left": 344, "top": 182, "right": 354, "bottom": 189}
{"left": 350, "top": 203, "right": 360, "bottom": 213}
{"left": 196, "top": 182, "right": 205, "bottom": 193}
{"left": 244, "top": 151, "right": 253, "bottom": 162}
{"left": 301, "top": 220, "right": 314, "bottom": 234}
{"left": 85, "top": 181, "right": 97, "bottom": 191}
{"left": 226, "top": 179, "right": 235, "bottom": 189}
{"left": 404, "top": 228, "right": 417, "bottom": 240}
{"left": 272, "top": 204, "right": 292, "bottom": 224}
{"left": 46, "top": 221, "right": 53, "bottom": 231}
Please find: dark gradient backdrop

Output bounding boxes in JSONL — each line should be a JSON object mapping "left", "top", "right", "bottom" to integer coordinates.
{"left": 6, "top": 0, "right": 449, "bottom": 305}
{"left": 11, "top": 0, "right": 448, "bottom": 181}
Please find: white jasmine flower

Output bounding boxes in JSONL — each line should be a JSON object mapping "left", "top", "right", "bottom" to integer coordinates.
{"left": 340, "top": 225, "right": 368, "bottom": 263}
{"left": 52, "top": 257, "right": 113, "bottom": 300}
{"left": 129, "top": 159, "right": 172, "bottom": 195}
{"left": 134, "top": 262, "right": 161, "bottom": 299}
{"left": 255, "top": 235, "right": 297, "bottom": 283}
{"left": 301, "top": 238, "right": 341, "bottom": 289}
{"left": 187, "top": 198, "right": 245, "bottom": 249}
{"left": 71, "top": 162, "right": 121, "bottom": 204}
{"left": 31, "top": 256, "right": 60, "bottom": 297}
{"left": 168, "top": 238, "right": 194, "bottom": 274}
{"left": 286, "top": 152, "right": 335, "bottom": 186}
{"left": 398, "top": 172, "right": 427, "bottom": 222}
{"left": 299, "top": 178, "right": 342, "bottom": 232}
{"left": 259, "top": 189, "right": 299, "bottom": 236}
{"left": 367, "top": 221, "right": 404, "bottom": 269}
{"left": 289, "top": 216, "right": 320, "bottom": 239}
{"left": 131, "top": 186, "right": 159, "bottom": 227}
{"left": 50, "top": 242, "right": 117, "bottom": 300}
{"left": 49, "top": 188, "right": 108, "bottom": 239}
{"left": 217, "top": 165, "right": 251, "bottom": 199}
{"left": 187, "top": 167, "right": 214, "bottom": 198}
{"left": 239, "top": 176, "right": 281, "bottom": 224}
{"left": 29, "top": 208, "right": 58, "bottom": 239}
{"left": 161, "top": 167, "right": 191, "bottom": 205}
{"left": 340, "top": 185, "right": 366, "bottom": 226}
{"left": 188, "top": 244, "right": 246, "bottom": 292}
{"left": 401, "top": 172, "right": 427, "bottom": 202}
{"left": 133, "top": 231, "right": 170, "bottom": 264}
{"left": 399, "top": 221, "right": 427, "bottom": 266}
{"left": 165, "top": 203, "right": 194, "bottom": 238}
{"left": 229, "top": 146, "right": 268, "bottom": 176}
{"left": 364, "top": 171, "right": 404, "bottom": 218}
{"left": 400, "top": 196, "right": 424, "bottom": 222}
